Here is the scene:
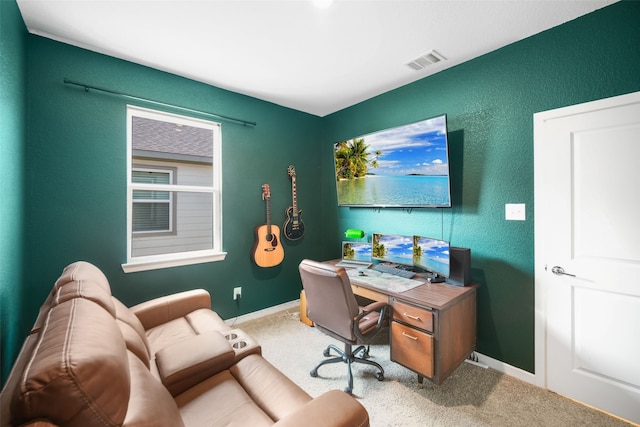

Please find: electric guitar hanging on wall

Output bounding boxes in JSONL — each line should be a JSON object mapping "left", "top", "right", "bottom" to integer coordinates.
{"left": 252, "top": 184, "right": 284, "bottom": 267}
{"left": 283, "top": 165, "right": 305, "bottom": 240}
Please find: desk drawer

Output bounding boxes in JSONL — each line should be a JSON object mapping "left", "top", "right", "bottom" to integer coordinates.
{"left": 391, "top": 321, "right": 434, "bottom": 378}
{"left": 392, "top": 299, "right": 433, "bottom": 332}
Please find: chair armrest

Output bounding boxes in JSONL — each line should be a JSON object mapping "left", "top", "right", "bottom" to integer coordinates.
{"left": 360, "top": 301, "right": 387, "bottom": 316}
{"left": 130, "top": 289, "right": 211, "bottom": 330}
{"left": 273, "top": 390, "right": 369, "bottom": 427}
{"left": 354, "top": 301, "right": 388, "bottom": 342}
{"left": 155, "top": 331, "right": 234, "bottom": 396}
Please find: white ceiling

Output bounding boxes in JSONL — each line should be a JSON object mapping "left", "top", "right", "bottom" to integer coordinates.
{"left": 17, "top": 0, "right": 617, "bottom": 117}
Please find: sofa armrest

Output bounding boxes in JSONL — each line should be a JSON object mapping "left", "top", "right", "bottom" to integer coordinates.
{"left": 273, "top": 390, "right": 369, "bottom": 427}
{"left": 130, "top": 289, "right": 211, "bottom": 330}
{"left": 155, "top": 331, "right": 235, "bottom": 396}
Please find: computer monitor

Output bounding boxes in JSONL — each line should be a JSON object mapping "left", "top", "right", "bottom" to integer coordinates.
{"left": 371, "top": 233, "right": 414, "bottom": 266}
{"left": 413, "top": 235, "right": 450, "bottom": 282}
{"left": 341, "top": 241, "right": 372, "bottom": 264}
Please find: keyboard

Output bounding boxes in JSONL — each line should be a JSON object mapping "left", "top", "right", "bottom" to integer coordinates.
{"left": 335, "top": 260, "right": 372, "bottom": 268}
{"left": 372, "top": 264, "right": 416, "bottom": 279}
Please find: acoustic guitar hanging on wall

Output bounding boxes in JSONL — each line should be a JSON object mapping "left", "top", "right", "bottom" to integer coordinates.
{"left": 283, "top": 165, "right": 305, "bottom": 240}
{"left": 252, "top": 184, "right": 284, "bottom": 267}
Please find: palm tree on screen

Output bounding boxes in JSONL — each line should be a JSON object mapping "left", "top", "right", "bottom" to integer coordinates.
{"left": 334, "top": 138, "right": 382, "bottom": 180}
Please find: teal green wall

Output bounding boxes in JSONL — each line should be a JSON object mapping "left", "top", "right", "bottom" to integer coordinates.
{"left": 0, "top": 0, "right": 26, "bottom": 384}
{"left": 2, "top": 1, "right": 640, "bottom": 383}
{"left": 22, "top": 35, "right": 324, "bottom": 322}
{"left": 321, "top": 1, "right": 640, "bottom": 373}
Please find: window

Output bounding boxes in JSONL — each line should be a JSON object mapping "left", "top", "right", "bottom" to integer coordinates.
{"left": 123, "top": 106, "right": 225, "bottom": 273}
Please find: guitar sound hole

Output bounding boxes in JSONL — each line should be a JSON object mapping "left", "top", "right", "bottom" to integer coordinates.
{"left": 266, "top": 234, "right": 273, "bottom": 242}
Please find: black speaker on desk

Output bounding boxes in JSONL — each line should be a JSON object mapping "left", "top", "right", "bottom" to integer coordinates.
{"left": 447, "top": 247, "right": 471, "bottom": 286}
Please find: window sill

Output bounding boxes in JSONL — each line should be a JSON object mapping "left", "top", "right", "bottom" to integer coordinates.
{"left": 121, "top": 250, "right": 227, "bottom": 273}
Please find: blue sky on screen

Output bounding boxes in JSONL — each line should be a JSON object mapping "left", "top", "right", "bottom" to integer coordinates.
{"left": 379, "top": 234, "right": 413, "bottom": 262}
{"left": 417, "top": 237, "right": 450, "bottom": 261}
{"left": 361, "top": 115, "right": 448, "bottom": 176}
{"left": 352, "top": 242, "right": 372, "bottom": 258}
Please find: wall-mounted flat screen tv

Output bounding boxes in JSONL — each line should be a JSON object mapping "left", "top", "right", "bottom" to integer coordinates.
{"left": 334, "top": 114, "right": 451, "bottom": 208}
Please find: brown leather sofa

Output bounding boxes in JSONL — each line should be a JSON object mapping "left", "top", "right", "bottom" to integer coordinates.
{"left": 1, "top": 261, "right": 369, "bottom": 427}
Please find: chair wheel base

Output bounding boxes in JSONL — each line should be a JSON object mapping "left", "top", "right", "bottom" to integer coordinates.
{"left": 344, "top": 386, "right": 352, "bottom": 394}
{"left": 375, "top": 372, "right": 384, "bottom": 381}
{"left": 310, "top": 369, "right": 318, "bottom": 377}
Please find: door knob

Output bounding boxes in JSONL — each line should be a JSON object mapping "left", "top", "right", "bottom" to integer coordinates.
{"left": 551, "top": 266, "right": 575, "bottom": 277}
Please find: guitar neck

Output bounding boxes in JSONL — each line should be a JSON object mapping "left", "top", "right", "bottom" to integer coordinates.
{"left": 291, "top": 175, "right": 298, "bottom": 214}
{"left": 265, "top": 196, "right": 273, "bottom": 234}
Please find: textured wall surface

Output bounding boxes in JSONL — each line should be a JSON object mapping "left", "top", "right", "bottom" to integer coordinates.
{"left": 0, "top": 0, "right": 26, "bottom": 384}
{"left": 320, "top": 1, "right": 640, "bottom": 372}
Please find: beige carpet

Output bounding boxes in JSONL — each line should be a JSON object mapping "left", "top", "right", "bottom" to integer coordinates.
{"left": 235, "top": 309, "right": 633, "bottom": 427}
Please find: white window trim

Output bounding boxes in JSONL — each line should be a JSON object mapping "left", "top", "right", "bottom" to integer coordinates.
{"left": 122, "top": 105, "right": 226, "bottom": 273}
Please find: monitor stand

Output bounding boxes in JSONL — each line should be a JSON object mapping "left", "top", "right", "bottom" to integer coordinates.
{"left": 426, "top": 273, "right": 446, "bottom": 283}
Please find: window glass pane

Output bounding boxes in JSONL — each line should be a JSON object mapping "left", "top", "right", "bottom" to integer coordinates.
{"left": 131, "top": 116, "right": 214, "bottom": 187}
{"left": 131, "top": 191, "right": 213, "bottom": 257}
{"left": 132, "top": 170, "right": 170, "bottom": 184}
{"left": 133, "top": 202, "right": 170, "bottom": 232}
{"left": 133, "top": 189, "right": 170, "bottom": 200}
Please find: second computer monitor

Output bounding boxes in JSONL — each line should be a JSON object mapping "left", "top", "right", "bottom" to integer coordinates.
{"left": 371, "top": 233, "right": 414, "bottom": 266}
{"left": 413, "top": 236, "right": 450, "bottom": 279}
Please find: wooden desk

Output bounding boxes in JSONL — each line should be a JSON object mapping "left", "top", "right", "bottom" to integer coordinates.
{"left": 328, "top": 260, "right": 477, "bottom": 386}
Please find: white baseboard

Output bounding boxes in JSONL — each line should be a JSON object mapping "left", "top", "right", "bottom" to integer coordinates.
{"left": 225, "top": 299, "right": 300, "bottom": 325}
{"left": 474, "top": 352, "right": 536, "bottom": 385}
{"left": 228, "top": 300, "right": 538, "bottom": 387}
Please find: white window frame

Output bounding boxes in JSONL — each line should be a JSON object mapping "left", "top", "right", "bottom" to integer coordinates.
{"left": 122, "top": 105, "right": 226, "bottom": 273}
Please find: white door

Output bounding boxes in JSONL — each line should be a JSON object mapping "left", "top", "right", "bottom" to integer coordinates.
{"left": 534, "top": 91, "right": 640, "bottom": 424}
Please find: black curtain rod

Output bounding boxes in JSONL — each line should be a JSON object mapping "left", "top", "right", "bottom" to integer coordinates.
{"left": 63, "top": 78, "right": 257, "bottom": 128}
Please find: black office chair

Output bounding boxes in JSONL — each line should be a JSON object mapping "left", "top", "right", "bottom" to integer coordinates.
{"left": 298, "top": 259, "right": 388, "bottom": 394}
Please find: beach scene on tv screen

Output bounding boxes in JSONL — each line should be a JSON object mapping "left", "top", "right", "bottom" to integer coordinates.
{"left": 334, "top": 115, "right": 450, "bottom": 207}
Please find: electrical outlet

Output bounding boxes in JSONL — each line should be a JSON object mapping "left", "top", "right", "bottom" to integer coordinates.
{"left": 233, "top": 287, "right": 242, "bottom": 300}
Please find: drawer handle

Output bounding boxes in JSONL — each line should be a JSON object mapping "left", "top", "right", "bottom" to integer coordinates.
{"left": 403, "top": 312, "right": 421, "bottom": 321}
{"left": 402, "top": 332, "right": 418, "bottom": 341}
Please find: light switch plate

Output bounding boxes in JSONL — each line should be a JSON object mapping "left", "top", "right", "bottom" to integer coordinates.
{"left": 505, "top": 203, "right": 526, "bottom": 221}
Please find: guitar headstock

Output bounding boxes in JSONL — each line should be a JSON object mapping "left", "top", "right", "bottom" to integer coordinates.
{"left": 261, "top": 183, "right": 271, "bottom": 200}
{"left": 287, "top": 165, "right": 296, "bottom": 178}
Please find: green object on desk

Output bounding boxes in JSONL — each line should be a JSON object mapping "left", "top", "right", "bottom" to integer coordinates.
{"left": 344, "top": 229, "right": 364, "bottom": 239}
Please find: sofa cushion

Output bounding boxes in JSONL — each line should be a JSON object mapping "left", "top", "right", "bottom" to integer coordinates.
{"left": 229, "top": 354, "right": 312, "bottom": 422}
{"left": 146, "top": 317, "right": 199, "bottom": 354}
{"left": 11, "top": 298, "right": 130, "bottom": 427}
{"left": 129, "top": 289, "right": 212, "bottom": 330}
{"left": 175, "top": 370, "right": 274, "bottom": 427}
{"left": 185, "top": 309, "right": 230, "bottom": 334}
{"left": 30, "top": 261, "right": 116, "bottom": 335}
{"left": 53, "top": 260, "right": 112, "bottom": 295}
{"left": 113, "top": 297, "right": 151, "bottom": 367}
{"left": 123, "top": 352, "right": 185, "bottom": 427}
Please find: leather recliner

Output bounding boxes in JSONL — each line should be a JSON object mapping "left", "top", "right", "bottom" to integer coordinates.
{"left": 1, "top": 261, "right": 369, "bottom": 427}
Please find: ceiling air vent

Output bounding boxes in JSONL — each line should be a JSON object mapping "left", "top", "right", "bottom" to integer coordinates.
{"left": 405, "top": 50, "right": 446, "bottom": 71}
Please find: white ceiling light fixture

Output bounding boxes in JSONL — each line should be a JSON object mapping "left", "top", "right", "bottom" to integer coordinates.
{"left": 405, "top": 50, "right": 447, "bottom": 71}
{"left": 312, "top": 0, "right": 334, "bottom": 9}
